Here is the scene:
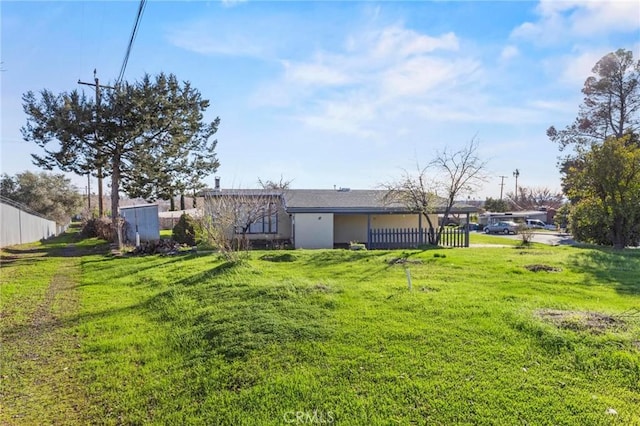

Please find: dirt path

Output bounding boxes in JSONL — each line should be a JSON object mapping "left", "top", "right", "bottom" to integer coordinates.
{"left": 1, "top": 244, "right": 88, "bottom": 425}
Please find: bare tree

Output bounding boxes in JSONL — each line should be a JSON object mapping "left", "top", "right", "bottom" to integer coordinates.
{"left": 505, "top": 186, "right": 565, "bottom": 211}
{"left": 258, "top": 175, "right": 293, "bottom": 190}
{"left": 384, "top": 138, "right": 487, "bottom": 245}
{"left": 198, "top": 189, "right": 282, "bottom": 260}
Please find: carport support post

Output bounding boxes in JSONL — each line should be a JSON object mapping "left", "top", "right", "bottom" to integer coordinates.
{"left": 366, "top": 214, "right": 371, "bottom": 248}
{"left": 465, "top": 212, "right": 470, "bottom": 247}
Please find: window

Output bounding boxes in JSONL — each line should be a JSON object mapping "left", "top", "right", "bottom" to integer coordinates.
{"left": 245, "top": 203, "right": 278, "bottom": 234}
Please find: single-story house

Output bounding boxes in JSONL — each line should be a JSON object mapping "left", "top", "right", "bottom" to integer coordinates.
{"left": 200, "top": 187, "right": 478, "bottom": 249}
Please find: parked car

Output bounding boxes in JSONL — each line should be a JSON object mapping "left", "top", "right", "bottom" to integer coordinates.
{"left": 484, "top": 221, "right": 519, "bottom": 234}
{"left": 525, "top": 219, "right": 546, "bottom": 229}
{"left": 525, "top": 219, "right": 558, "bottom": 230}
{"left": 459, "top": 222, "right": 480, "bottom": 231}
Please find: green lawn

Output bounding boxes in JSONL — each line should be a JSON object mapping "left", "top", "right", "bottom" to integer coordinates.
{"left": 2, "top": 231, "right": 639, "bottom": 425}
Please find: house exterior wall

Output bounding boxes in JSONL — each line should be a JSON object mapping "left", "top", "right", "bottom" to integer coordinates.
{"left": 334, "top": 215, "right": 368, "bottom": 244}
{"left": 293, "top": 213, "right": 334, "bottom": 249}
{"left": 333, "top": 213, "right": 439, "bottom": 245}
{"left": 372, "top": 213, "right": 438, "bottom": 230}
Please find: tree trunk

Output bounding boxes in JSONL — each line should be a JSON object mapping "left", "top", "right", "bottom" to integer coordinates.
{"left": 180, "top": 194, "right": 185, "bottom": 210}
{"left": 612, "top": 216, "right": 627, "bottom": 250}
{"left": 422, "top": 213, "right": 436, "bottom": 245}
{"left": 170, "top": 196, "right": 175, "bottom": 211}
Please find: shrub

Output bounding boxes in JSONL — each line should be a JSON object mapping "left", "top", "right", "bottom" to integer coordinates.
{"left": 518, "top": 224, "right": 535, "bottom": 245}
{"left": 81, "top": 217, "right": 114, "bottom": 241}
{"left": 172, "top": 214, "right": 199, "bottom": 246}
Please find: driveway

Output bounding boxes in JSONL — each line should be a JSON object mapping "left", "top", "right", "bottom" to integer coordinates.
{"left": 484, "top": 231, "right": 577, "bottom": 246}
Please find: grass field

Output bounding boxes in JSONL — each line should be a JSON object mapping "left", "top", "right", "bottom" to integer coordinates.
{"left": 1, "top": 229, "right": 639, "bottom": 425}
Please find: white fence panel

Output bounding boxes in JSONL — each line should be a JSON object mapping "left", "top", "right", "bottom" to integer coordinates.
{"left": 0, "top": 201, "right": 58, "bottom": 247}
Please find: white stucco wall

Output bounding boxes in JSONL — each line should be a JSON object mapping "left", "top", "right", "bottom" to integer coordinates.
{"left": 293, "top": 213, "right": 334, "bottom": 249}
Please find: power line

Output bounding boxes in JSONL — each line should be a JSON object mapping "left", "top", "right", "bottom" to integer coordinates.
{"left": 116, "top": 0, "right": 147, "bottom": 86}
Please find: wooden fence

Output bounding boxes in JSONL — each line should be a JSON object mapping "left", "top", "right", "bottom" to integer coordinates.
{"left": 368, "top": 227, "right": 468, "bottom": 249}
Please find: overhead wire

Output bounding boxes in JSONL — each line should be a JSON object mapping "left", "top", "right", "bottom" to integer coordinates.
{"left": 116, "top": 0, "right": 147, "bottom": 86}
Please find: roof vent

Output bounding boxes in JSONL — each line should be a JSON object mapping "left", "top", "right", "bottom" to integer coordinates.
{"left": 337, "top": 187, "right": 351, "bottom": 192}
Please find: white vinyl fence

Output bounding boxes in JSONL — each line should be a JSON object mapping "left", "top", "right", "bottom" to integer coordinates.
{"left": 0, "top": 197, "right": 61, "bottom": 247}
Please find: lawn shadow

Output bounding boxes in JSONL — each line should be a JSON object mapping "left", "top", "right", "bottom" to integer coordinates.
{"left": 143, "top": 272, "right": 336, "bottom": 362}
{"left": 566, "top": 247, "right": 640, "bottom": 295}
{"left": 177, "top": 260, "right": 241, "bottom": 286}
{"left": 301, "top": 249, "right": 389, "bottom": 268}
{"left": 1, "top": 299, "right": 154, "bottom": 346}
{"left": 78, "top": 252, "right": 212, "bottom": 284}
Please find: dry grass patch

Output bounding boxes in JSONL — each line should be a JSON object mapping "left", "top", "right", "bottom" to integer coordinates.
{"left": 536, "top": 309, "right": 626, "bottom": 334}
{"left": 525, "top": 264, "right": 562, "bottom": 272}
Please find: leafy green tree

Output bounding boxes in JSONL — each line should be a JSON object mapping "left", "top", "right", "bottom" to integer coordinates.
{"left": 22, "top": 73, "right": 220, "bottom": 246}
{"left": 0, "top": 171, "right": 83, "bottom": 225}
{"left": 483, "top": 197, "right": 508, "bottom": 212}
{"left": 564, "top": 135, "right": 640, "bottom": 248}
{"left": 548, "top": 49, "right": 640, "bottom": 248}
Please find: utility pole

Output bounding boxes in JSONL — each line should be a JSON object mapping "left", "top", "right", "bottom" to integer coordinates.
{"left": 78, "top": 69, "right": 115, "bottom": 217}
{"left": 513, "top": 169, "right": 520, "bottom": 202}
{"left": 499, "top": 175, "right": 508, "bottom": 200}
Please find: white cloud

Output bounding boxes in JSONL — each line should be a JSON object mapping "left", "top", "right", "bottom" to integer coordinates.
{"left": 167, "top": 22, "right": 268, "bottom": 57}
{"left": 557, "top": 50, "right": 606, "bottom": 86}
{"left": 372, "top": 27, "right": 459, "bottom": 59}
{"left": 512, "top": 0, "right": 640, "bottom": 44}
{"left": 500, "top": 45, "right": 519, "bottom": 61}
{"left": 252, "top": 24, "right": 478, "bottom": 136}
{"left": 282, "top": 59, "right": 353, "bottom": 87}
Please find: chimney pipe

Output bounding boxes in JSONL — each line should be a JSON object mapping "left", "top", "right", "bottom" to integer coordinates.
{"left": 214, "top": 176, "right": 220, "bottom": 191}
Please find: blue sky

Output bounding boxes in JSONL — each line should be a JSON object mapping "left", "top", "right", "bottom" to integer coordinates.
{"left": 1, "top": 1, "right": 639, "bottom": 199}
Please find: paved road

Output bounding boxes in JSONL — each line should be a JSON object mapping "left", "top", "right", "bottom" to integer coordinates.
{"left": 482, "top": 231, "right": 577, "bottom": 246}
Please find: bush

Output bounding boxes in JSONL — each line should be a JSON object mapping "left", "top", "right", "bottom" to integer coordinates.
{"left": 172, "top": 214, "right": 199, "bottom": 246}
{"left": 518, "top": 224, "right": 535, "bottom": 245}
{"left": 82, "top": 217, "right": 114, "bottom": 241}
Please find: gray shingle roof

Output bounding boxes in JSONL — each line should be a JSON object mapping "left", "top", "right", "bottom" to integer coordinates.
{"left": 201, "top": 188, "right": 477, "bottom": 214}
{"left": 283, "top": 189, "right": 400, "bottom": 210}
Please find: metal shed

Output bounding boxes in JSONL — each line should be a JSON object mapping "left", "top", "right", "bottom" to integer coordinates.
{"left": 120, "top": 204, "right": 160, "bottom": 243}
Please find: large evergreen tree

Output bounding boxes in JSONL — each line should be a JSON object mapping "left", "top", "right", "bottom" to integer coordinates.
{"left": 547, "top": 48, "right": 639, "bottom": 152}
{"left": 22, "top": 73, "right": 220, "bottom": 246}
{"left": 548, "top": 49, "right": 640, "bottom": 248}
